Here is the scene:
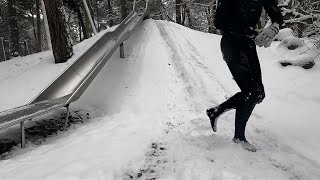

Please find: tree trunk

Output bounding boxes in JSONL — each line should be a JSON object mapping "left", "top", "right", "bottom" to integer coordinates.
{"left": 206, "top": 7, "right": 214, "bottom": 33}
{"left": 36, "top": 0, "right": 42, "bottom": 52}
{"left": 41, "top": 0, "right": 52, "bottom": 50}
{"left": 107, "top": 0, "right": 114, "bottom": 26}
{"left": 176, "top": 0, "right": 182, "bottom": 24}
{"left": 182, "top": 2, "right": 186, "bottom": 25}
{"left": 75, "top": 1, "right": 89, "bottom": 39}
{"left": 79, "top": 21, "right": 82, "bottom": 41}
{"left": 83, "top": 0, "right": 97, "bottom": 35}
{"left": 30, "top": 6, "right": 38, "bottom": 50}
{"left": 43, "top": 0, "right": 73, "bottom": 63}
{"left": 96, "top": 0, "right": 100, "bottom": 32}
{"left": 8, "top": 0, "right": 20, "bottom": 57}
{"left": 159, "top": 0, "right": 164, "bottom": 20}
{"left": 185, "top": 5, "right": 193, "bottom": 29}
{"left": 120, "top": 0, "right": 128, "bottom": 21}
{"left": 86, "top": 0, "right": 98, "bottom": 33}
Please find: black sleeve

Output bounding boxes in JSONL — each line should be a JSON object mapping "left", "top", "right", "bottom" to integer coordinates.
{"left": 214, "top": 0, "right": 239, "bottom": 32}
{"left": 262, "top": 0, "right": 284, "bottom": 26}
{"left": 215, "top": 0, "right": 229, "bottom": 30}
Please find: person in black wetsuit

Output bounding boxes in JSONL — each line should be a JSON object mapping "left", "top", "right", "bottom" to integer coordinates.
{"left": 206, "top": 0, "right": 283, "bottom": 152}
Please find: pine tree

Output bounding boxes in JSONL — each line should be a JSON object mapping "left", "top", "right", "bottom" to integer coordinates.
{"left": 36, "top": 0, "right": 42, "bottom": 52}
{"left": 120, "top": 0, "right": 127, "bottom": 20}
{"left": 107, "top": 0, "right": 114, "bottom": 26}
{"left": 8, "top": 0, "right": 20, "bottom": 57}
{"left": 43, "top": 0, "right": 73, "bottom": 63}
{"left": 176, "top": 0, "right": 182, "bottom": 24}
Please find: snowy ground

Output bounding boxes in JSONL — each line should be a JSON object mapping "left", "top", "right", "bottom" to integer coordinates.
{"left": 0, "top": 20, "right": 319, "bottom": 180}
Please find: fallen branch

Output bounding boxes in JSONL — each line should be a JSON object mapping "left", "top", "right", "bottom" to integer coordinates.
{"left": 284, "top": 14, "right": 320, "bottom": 24}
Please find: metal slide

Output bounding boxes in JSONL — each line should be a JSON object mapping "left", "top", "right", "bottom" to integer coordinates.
{"left": 0, "top": 0, "right": 151, "bottom": 144}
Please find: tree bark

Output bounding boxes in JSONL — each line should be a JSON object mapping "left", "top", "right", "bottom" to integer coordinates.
{"left": 107, "top": 0, "right": 114, "bottom": 26}
{"left": 76, "top": 2, "right": 89, "bottom": 39}
{"left": 120, "top": 0, "right": 128, "bottom": 21}
{"left": 206, "top": 7, "right": 214, "bottom": 33}
{"left": 41, "top": 0, "right": 52, "bottom": 50}
{"left": 43, "top": 0, "right": 73, "bottom": 63}
{"left": 96, "top": 0, "right": 100, "bottom": 32}
{"left": 79, "top": 21, "right": 82, "bottom": 41}
{"left": 30, "top": 6, "right": 38, "bottom": 49}
{"left": 176, "top": 0, "right": 182, "bottom": 24}
{"left": 182, "top": 2, "right": 186, "bottom": 25}
{"left": 159, "top": 0, "right": 164, "bottom": 20}
{"left": 185, "top": 5, "right": 193, "bottom": 29}
{"left": 8, "top": 0, "right": 20, "bottom": 57}
{"left": 36, "top": 0, "right": 42, "bottom": 52}
{"left": 83, "top": 0, "right": 97, "bottom": 34}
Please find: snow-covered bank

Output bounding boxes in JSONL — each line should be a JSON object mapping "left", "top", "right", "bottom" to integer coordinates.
{"left": 0, "top": 20, "right": 319, "bottom": 180}
{"left": 257, "top": 39, "right": 320, "bottom": 167}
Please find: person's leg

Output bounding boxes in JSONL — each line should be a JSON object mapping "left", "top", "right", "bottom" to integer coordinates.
{"left": 231, "top": 36, "right": 265, "bottom": 151}
{"left": 234, "top": 101, "right": 255, "bottom": 141}
{"left": 208, "top": 34, "right": 265, "bottom": 151}
{"left": 207, "top": 34, "right": 246, "bottom": 131}
{"left": 207, "top": 34, "right": 252, "bottom": 132}
{"left": 207, "top": 92, "right": 243, "bottom": 132}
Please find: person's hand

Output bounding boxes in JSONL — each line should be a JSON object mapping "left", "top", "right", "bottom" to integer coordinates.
{"left": 255, "top": 22, "right": 279, "bottom": 48}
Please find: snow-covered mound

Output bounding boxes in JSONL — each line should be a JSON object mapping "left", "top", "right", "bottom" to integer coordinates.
{"left": 274, "top": 28, "right": 294, "bottom": 41}
{"left": 0, "top": 20, "right": 319, "bottom": 180}
{"left": 278, "top": 36, "right": 306, "bottom": 50}
{"left": 280, "top": 55, "right": 315, "bottom": 69}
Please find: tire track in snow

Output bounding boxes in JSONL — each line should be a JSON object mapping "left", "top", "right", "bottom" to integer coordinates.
{"left": 155, "top": 21, "right": 316, "bottom": 180}
{"left": 251, "top": 125, "right": 320, "bottom": 180}
{"left": 156, "top": 21, "right": 228, "bottom": 110}
{"left": 123, "top": 20, "right": 319, "bottom": 180}
{"left": 163, "top": 22, "right": 320, "bottom": 179}
{"left": 157, "top": 21, "right": 316, "bottom": 180}
{"left": 128, "top": 21, "right": 290, "bottom": 180}
{"left": 165, "top": 22, "right": 231, "bottom": 100}
{"left": 123, "top": 20, "right": 218, "bottom": 180}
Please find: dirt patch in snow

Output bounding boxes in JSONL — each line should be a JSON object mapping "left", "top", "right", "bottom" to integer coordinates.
{"left": 0, "top": 110, "right": 92, "bottom": 159}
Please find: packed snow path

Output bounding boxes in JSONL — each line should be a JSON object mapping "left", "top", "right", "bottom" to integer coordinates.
{"left": 0, "top": 20, "right": 320, "bottom": 180}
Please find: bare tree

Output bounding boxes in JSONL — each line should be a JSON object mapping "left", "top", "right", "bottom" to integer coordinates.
{"left": 280, "top": 0, "right": 320, "bottom": 37}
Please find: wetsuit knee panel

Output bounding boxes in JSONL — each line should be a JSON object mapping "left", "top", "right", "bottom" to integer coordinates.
{"left": 245, "top": 87, "right": 265, "bottom": 104}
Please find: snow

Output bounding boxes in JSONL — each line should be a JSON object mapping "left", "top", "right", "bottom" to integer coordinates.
{"left": 274, "top": 28, "right": 294, "bottom": 41}
{"left": 0, "top": 20, "right": 320, "bottom": 179}
{"left": 278, "top": 36, "right": 306, "bottom": 50}
{"left": 280, "top": 0, "right": 292, "bottom": 6}
{"left": 279, "top": 55, "right": 315, "bottom": 69}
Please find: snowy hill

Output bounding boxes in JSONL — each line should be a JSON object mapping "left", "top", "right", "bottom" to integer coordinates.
{"left": 0, "top": 20, "right": 319, "bottom": 180}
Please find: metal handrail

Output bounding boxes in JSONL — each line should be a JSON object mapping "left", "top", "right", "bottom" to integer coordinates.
{"left": 0, "top": 0, "right": 151, "bottom": 148}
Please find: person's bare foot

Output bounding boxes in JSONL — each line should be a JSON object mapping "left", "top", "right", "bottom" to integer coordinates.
{"left": 232, "top": 138, "right": 257, "bottom": 152}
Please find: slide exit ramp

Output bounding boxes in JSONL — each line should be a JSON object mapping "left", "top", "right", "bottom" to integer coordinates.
{"left": 0, "top": 0, "right": 151, "bottom": 148}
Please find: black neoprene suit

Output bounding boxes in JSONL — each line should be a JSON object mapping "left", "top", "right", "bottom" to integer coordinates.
{"left": 214, "top": 0, "right": 283, "bottom": 141}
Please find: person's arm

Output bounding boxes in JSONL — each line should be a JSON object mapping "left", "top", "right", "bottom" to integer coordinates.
{"left": 254, "top": 0, "right": 283, "bottom": 47}
{"left": 262, "top": 0, "right": 283, "bottom": 27}
{"left": 214, "top": 0, "right": 235, "bottom": 32}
